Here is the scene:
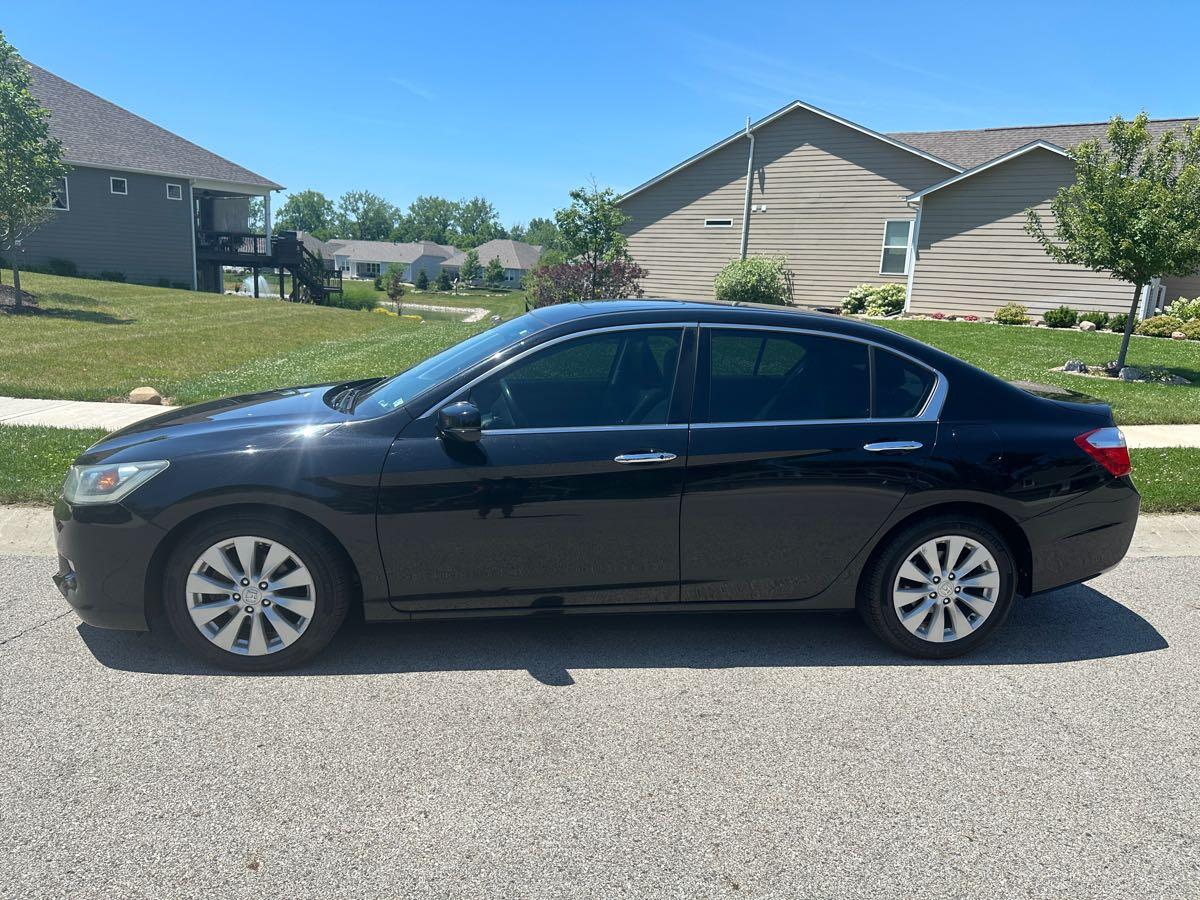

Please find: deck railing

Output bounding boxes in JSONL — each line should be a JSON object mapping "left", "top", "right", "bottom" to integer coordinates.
{"left": 195, "top": 231, "right": 270, "bottom": 257}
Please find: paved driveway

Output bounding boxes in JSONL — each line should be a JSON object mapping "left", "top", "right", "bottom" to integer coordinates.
{"left": 0, "top": 552, "right": 1197, "bottom": 899}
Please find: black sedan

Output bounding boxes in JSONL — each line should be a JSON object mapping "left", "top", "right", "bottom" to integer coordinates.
{"left": 53, "top": 300, "right": 1139, "bottom": 670}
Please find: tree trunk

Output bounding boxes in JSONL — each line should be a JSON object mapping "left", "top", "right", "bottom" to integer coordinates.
{"left": 1116, "top": 282, "right": 1144, "bottom": 371}
{"left": 11, "top": 260, "right": 22, "bottom": 309}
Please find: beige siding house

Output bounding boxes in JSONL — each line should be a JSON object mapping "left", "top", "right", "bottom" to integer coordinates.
{"left": 618, "top": 102, "right": 1198, "bottom": 317}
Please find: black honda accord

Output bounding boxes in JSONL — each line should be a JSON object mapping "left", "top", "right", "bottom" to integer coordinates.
{"left": 53, "top": 300, "right": 1139, "bottom": 670}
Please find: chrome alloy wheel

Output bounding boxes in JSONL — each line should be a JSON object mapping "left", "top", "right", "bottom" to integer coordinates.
{"left": 185, "top": 536, "right": 316, "bottom": 656}
{"left": 892, "top": 534, "right": 1000, "bottom": 643}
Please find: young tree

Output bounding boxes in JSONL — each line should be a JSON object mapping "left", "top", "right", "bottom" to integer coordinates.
{"left": 414, "top": 269, "right": 429, "bottom": 290}
{"left": 276, "top": 189, "right": 336, "bottom": 238}
{"left": 382, "top": 264, "right": 406, "bottom": 308}
{"left": 1026, "top": 113, "right": 1200, "bottom": 369}
{"left": 334, "top": 190, "right": 399, "bottom": 241}
{"left": 554, "top": 185, "right": 632, "bottom": 300}
{"left": 459, "top": 248, "right": 482, "bottom": 284}
{"left": 0, "top": 33, "right": 69, "bottom": 305}
{"left": 436, "top": 269, "right": 453, "bottom": 291}
{"left": 483, "top": 255, "right": 505, "bottom": 288}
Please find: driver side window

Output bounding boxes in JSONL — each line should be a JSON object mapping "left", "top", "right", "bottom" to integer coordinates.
{"left": 469, "top": 328, "right": 683, "bottom": 430}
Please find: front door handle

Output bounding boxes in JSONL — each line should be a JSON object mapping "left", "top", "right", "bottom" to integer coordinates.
{"left": 863, "top": 440, "right": 923, "bottom": 453}
{"left": 614, "top": 451, "right": 678, "bottom": 465}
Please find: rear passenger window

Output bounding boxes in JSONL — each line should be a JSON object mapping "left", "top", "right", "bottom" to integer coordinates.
{"left": 874, "top": 349, "right": 935, "bottom": 418}
{"left": 706, "top": 330, "right": 870, "bottom": 422}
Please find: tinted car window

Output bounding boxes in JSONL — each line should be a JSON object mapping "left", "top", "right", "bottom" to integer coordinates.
{"left": 874, "top": 349, "right": 936, "bottom": 418}
{"left": 470, "top": 328, "right": 682, "bottom": 429}
{"left": 707, "top": 329, "right": 870, "bottom": 422}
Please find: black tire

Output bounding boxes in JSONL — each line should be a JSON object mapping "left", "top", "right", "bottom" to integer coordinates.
{"left": 858, "top": 515, "right": 1016, "bottom": 659}
{"left": 162, "top": 514, "right": 352, "bottom": 671}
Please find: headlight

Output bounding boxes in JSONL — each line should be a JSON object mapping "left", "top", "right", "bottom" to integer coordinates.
{"left": 63, "top": 460, "right": 169, "bottom": 505}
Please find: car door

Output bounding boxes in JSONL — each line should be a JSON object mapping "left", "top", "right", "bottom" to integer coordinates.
{"left": 680, "top": 325, "right": 941, "bottom": 604}
{"left": 378, "top": 324, "right": 695, "bottom": 612}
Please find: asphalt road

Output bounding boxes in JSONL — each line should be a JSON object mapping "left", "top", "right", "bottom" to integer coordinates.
{"left": 1, "top": 552, "right": 1197, "bottom": 899}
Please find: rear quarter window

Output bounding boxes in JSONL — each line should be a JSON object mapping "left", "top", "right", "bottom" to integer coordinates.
{"left": 874, "top": 349, "right": 936, "bottom": 418}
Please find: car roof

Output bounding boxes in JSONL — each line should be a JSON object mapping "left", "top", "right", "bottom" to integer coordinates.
{"left": 527, "top": 298, "right": 826, "bottom": 325}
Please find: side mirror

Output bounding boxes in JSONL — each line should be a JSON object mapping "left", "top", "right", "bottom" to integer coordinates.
{"left": 438, "top": 400, "right": 482, "bottom": 442}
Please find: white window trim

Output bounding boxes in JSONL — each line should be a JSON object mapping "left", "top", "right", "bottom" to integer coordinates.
{"left": 704, "top": 218, "right": 733, "bottom": 228}
{"left": 47, "top": 176, "right": 69, "bottom": 211}
{"left": 879, "top": 219, "right": 912, "bottom": 276}
{"left": 166, "top": 182, "right": 182, "bottom": 200}
{"left": 110, "top": 176, "right": 128, "bottom": 195}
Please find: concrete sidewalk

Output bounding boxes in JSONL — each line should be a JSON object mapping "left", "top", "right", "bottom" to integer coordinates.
{"left": 1122, "top": 424, "right": 1200, "bottom": 449}
{"left": 3, "top": 503, "right": 1198, "bottom": 560}
{"left": 0, "top": 396, "right": 174, "bottom": 430}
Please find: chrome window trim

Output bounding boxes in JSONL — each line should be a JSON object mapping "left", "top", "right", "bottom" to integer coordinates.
{"left": 416, "top": 322, "right": 697, "bottom": 423}
{"left": 700, "top": 322, "right": 947, "bottom": 423}
{"left": 484, "top": 423, "right": 690, "bottom": 436}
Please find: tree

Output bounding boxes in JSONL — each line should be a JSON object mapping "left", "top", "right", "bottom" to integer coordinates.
{"left": 276, "top": 189, "right": 335, "bottom": 238}
{"left": 415, "top": 269, "right": 429, "bottom": 290}
{"left": 523, "top": 216, "right": 559, "bottom": 250}
{"left": 483, "top": 255, "right": 505, "bottom": 288}
{"left": 459, "top": 248, "right": 482, "bottom": 283}
{"left": 436, "top": 269, "right": 452, "bottom": 291}
{"left": 247, "top": 197, "right": 265, "bottom": 232}
{"left": 554, "top": 185, "right": 632, "bottom": 300}
{"left": 525, "top": 259, "right": 646, "bottom": 308}
{"left": 334, "top": 190, "right": 399, "bottom": 241}
{"left": 451, "top": 196, "right": 504, "bottom": 248}
{"left": 1026, "top": 113, "right": 1200, "bottom": 369}
{"left": 382, "top": 264, "right": 406, "bottom": 304}
{"left": 507, "top": 221, "right": 528, "bottom": 241}
{"left": 394, "top": 194, "right": 460, "bottom": 244}
{"left": 0, "top": 33, "right": 69, "bottom": 305}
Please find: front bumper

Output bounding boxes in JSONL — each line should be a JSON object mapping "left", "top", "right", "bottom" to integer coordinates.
{"left": 52, "top": 497, "right": 167, "bottom": 631}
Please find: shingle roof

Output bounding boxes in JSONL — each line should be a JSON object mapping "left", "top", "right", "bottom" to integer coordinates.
{"left": 890, "top": 118, "right": 1196, "bottom": 169}
{"left": 443, "top": 239, "right": 544, "bottom": 271}
{"left": 324, "top": 240, "right": 458, "bottom": 264}
{"left": 26, "top": 61, "right": 282, "bottom": 190}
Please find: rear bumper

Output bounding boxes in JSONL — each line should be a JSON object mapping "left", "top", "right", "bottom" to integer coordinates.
{"left": 52, "top": 498, "right": 166, "bottom": 631}
{"left": 1024, "top": 478, "right": 1140, "bottom": 595}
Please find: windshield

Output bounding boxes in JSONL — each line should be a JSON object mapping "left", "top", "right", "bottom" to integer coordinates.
{"left": 360, "top": 314, "right": 545, "bottom": 413}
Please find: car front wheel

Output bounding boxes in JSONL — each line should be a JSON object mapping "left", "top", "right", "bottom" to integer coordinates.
{"left": 162, "top": 515, "right": 351, "bottom": 671}
{"left": 859, "top": 516, "right": 1016, "bottom": 658}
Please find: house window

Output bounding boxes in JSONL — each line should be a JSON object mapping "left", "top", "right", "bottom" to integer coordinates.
{"left": 879, "top": 220, "right": 912, "bottom": 275}
{"left": 48, "top": 176, "right": 69, "bottom": 211}
{"left": 110, "top": 176, "right": 128, "bottom": 195}
{"left": 357, "top": 262, "right": 381, "bottom": 278}
{"left": 704, "top": 218, "right": 733, "bottom": 228}
{"left": 166, "top": 183, "right": 183, "bottom": 201}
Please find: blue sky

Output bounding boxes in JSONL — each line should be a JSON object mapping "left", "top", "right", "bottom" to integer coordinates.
{"left": 6, "top": 0, "right": 1199, "bottom": 225}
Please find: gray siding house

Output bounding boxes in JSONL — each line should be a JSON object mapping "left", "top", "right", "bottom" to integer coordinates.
{"left": 442, "top": 239, "right": 544, "bottom": 286}
{"left": 619, "top": 102, "right": 1198, "bottom": 317}
{"left": 328, "top": 240, "right": 457, "bottom": 282}
{"left": 19, "top": 61, "right": 282, "bottom": 290}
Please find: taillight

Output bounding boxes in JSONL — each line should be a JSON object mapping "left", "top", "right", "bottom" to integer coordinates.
{"left": 1075, "top": 427, "right": 1131, "bottom": 477}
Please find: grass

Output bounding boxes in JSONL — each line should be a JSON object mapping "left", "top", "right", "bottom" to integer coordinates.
{"left": 0, "top": 425, "right": 107, "bottom": 504}
{"left": 342, "top": 278, "right": 530, "bottom": 319}
{"left": 1128, "top": 448, "right": 1200, "bottom": 513}
{"left": 877, "top": 320, "right": 1200, "bottom": 426}
{"left": 0, "top": 272, "right": 487, "bottom": 404}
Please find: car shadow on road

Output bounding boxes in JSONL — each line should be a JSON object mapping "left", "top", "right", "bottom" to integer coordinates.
{"left": 78, "top": 581, "right": 1168, "bottom": 683}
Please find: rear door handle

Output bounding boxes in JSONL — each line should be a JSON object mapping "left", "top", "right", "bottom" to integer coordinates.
{"left": 864, "top": 440, "right": 923, "bottom": 452}
{"left": 614, "top": 452, "right": 677, "bottom": 464}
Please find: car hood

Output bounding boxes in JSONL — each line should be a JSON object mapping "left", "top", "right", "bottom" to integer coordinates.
{"left": 79, "top": 383, "right": 357, "bottom": 463}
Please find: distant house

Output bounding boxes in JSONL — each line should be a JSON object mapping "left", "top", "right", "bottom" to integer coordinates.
{"left": 20, "top": 61, "right": 291, "bottom": 293}
{"left": 327, "top": 240, "right": 456, "bottom": 282}
{"left": 441, "top": 239, "right": 544, "bottom": 287}
{"left": 618, "top": 100, "right": 1200, "bottom": 317}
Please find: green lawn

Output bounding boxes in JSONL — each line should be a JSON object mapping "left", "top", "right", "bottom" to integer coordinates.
{"left": 878, "top": 320, "right": 1200, "bottom": 426}
{"left": 342, "top": 278, "right": 530, "bottom": 319}
{"left": 1128, "top": 448, "right": 1200, "bottom": 513}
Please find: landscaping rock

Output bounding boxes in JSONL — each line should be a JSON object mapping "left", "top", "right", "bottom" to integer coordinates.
{"left": 1172, "top": 331, "right": 1187, "bottom": 340}
{"left": 1063, "top": 359, "right": 1089, "bottom": 374}
{"left": 1035, "top": 321, "right": 1047, "bottom": 327}
{"left": 1102, "top": 360, "right": 1122, "bottom": 377}
{"left": 128, "top": 386, "right": 163, "bottom": 405}
{"left": 1119, "top": 366, "right": 1143, "bottom": 382}
{"left": 1078, "top": 320, "right": 1097, "bottom": 332}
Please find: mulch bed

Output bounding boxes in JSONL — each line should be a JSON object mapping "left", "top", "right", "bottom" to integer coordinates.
{"left": 0, "top": 283, "right": 40, "bottom": 313}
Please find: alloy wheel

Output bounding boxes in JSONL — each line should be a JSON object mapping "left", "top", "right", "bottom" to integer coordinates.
{"left": 892, "top": 534, "right": 1000, "bottom": 643}
{"left": 185, "top": 536, "right": 316, "bottom": 656}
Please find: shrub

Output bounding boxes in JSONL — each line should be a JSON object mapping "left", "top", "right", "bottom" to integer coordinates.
{"left": 840, "top": 284, "right": 877, "bottom": 314}
{"left": 713, "top": 256, "right": 791, "bottom": 305}
{"left": 1164, "top": 297, "right": 1200, "bottom": 321}
{"left": 98, "top": 270, "right": 126, "bottom": 282}
{"left": 1078, "top": 310, "right": 1110, "bottom": 329}
{"left": 1108, "top": 313, "right": 1131, "bottom": 333}
{"left": 42, "top": 257, "right": 78, "bottom": 277}
{"left": 435, "top": 270, "right": 452, "bottom": 291}
{"left": 526, "top": 259, "right": 646, "bottom": 308}
{"left": 930, "top": 311, "right": 945, "bottom": 320}
{"left": 1181, "top": 320, "right": 1200, "bottom": 341}
{"left": 993, "top": 303, "right": 1030, "bottom": 325}
{"left": 862, "top": 283, "right": 906, "bottom": 317}
{"left": 372, "top": 275, "right": 383, "bottom": 291}
{"left": 414, "top": 269, "right": 429, "bottom": 290}
{"left": 963, "top": 314, "right": 980, "bottom": 322}
{"left": 1135, "top": 314, "right": 1185, "bottom": 337}
{"left": 1043, "top": 305, "right": 1078, "bottom": 328}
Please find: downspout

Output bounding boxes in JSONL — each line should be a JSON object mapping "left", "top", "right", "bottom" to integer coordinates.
{"left": 188, "top": 180, "right": 198, "bottom": 291}
{"left": 739, "top": 116, "right": 755, "bottom": 260}
{"left": 903, "top": 198, "right": 922, "bottom": 312}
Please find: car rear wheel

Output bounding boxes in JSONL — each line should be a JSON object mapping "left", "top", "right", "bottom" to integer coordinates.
{"left": 859, "top": 516, "right": 1016, "bottom": 658}
{"left": 162, "top": 516, "right": 351, "bottom": 671}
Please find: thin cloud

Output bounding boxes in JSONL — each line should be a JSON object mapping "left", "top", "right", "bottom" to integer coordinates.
{"left": 388, "top": 77, "right": 434, "bottom": 101}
